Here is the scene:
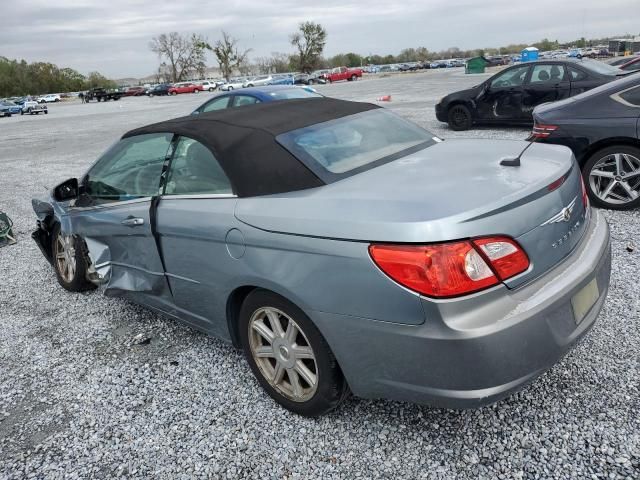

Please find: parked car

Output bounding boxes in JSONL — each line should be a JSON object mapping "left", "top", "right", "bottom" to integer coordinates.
{"left": 485, "top": 56, "right": 507, "bottom": 66}
{"left": 436, "top": 59, "right": 626, "bottom": 130}
{"left": 85, "top": 87, "right": 125, "bottom": 102}
{"left": 220, "top": 78, "right": 246, "bottom": 91}
{"left": 168, "top": 82, "right": 201, "bottom": 95}
{"left": 321, "top": 66, "right": 363, "bottom": 83}
{"left": 530, "top": 73, "right": 640, "bottom": 210}
{"left": 269, "top": 74, "right": 294, "bottom": 86}
{"left": 197, "top": 81, "right": 218, "bottom": 92}
{"left": 243, "top": 75, "right": 273, "bottom": 88}
{"left": 37, "top": 94, "right": 61, "bottom": 103}
{"left": 31, "top": 98, "right": 610, "bottom": 416}
{"left": 293, "top": 73, "right": 326, "bottom": 85}
{"left": 0, "top": 101, "right": 20, "bottom": 117}
{"left": 21, "top": 100, "right": 48, "bottom": 115}
{"left": 192, "top": 86, "right": 323, "bottom": 115}
{"left": 619, "top": 56, "right": 640, "bottom": 73}
{"left": 147, "top": 84, "right": 171, "bottom": 96}
{"left": 607, "top": 55, "right": 639, "bottom": 67}
{"left": 125, "top": 86, "right": 147, "bottom": 96}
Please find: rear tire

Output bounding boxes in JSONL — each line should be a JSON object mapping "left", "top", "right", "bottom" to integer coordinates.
{"left": 239, "top": 289, "right": 348, "bottom": 417}
{"left": 51, "top": 223, "right": 95, "bottom": 292}
{"left": 447, "top": 104, "right": 472, "bottom": 131}
{"left": 583, "top": 145, "right": 640, "bottom": 210}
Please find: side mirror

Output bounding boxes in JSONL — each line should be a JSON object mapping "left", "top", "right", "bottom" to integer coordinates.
{"left": 53, "top": 178, "right": 79, "bottom": 202}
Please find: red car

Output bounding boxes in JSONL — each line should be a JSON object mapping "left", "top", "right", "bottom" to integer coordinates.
{"left": 322, "top": 66, "right": 363, "bottom": 83}
{"left": 124, "top": 86, "right": 146, "bottom": 96}
{"left": 168, "top": 82, "right": 203, "bottom": 95}
{"left": 619, "top": 56, "right": 640, "bottom": 73}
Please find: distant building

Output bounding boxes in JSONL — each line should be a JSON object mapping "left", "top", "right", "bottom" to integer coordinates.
{"left": 608, "top": 37, "right": 640, "bottom": 54}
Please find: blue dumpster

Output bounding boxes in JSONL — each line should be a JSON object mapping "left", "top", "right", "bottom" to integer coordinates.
{"left": 521, "top": 47, "right": 539, "bottom": 62}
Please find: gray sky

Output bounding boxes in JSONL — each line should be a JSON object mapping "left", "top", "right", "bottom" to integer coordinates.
{"left": 2, "top": 0, "right": 638, "bottom": 78}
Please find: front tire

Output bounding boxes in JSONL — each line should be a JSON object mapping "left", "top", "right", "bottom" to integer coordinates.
{"left": 350, "top": 74, "right": 357, "bottom": 81}
{"left": 583, "top": 145, "right": 640, "bottom": 210}
{"left": 51, "top": 224, "right": 95, "bottom": 292}
{"left": 239, "top": 290, "right": 348, "bottom": 417}
{"left": 447, "top": 104, "right": 472, "bottom": 131}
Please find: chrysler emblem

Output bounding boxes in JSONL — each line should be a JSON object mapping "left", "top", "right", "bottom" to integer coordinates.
{"left": 541, "top": 197, "right": 577, "bottom": 226}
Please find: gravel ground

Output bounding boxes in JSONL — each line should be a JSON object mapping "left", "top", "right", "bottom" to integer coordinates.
{"left": 0, "top": 69, "right": 638, "bottom": 479}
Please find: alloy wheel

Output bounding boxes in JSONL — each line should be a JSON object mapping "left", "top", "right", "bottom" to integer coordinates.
{"left": 248, "top": 307, "right": 318, "bottom": 402}
{"left": 589, "top": 152, "right": 640, "bottom": 206}
{"left": 55, "top": 233, "right": 77, "bottom": 283}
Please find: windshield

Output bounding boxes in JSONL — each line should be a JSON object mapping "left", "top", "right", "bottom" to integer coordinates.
{"left": 277, "top": 109, "right": 436, "bottom": 182}
{"left": 579, "top": 59, "right": 625, "bottom": 76}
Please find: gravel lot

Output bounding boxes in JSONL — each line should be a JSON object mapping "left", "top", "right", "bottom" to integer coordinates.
{"left": 1, "top": 69, "right": 638, "bottom": 479}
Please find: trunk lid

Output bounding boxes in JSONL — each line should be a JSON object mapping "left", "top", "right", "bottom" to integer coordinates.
{"left": 236, "top": 139, "right": 588, "bottom": 286}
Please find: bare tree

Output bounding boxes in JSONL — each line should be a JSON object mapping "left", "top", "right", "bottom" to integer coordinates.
{"left": 149, "top": 32, "right": 207, "bottom": 82}
{"left": 201, "top": 31, "right": 251, "bottom": 81}
{"left": 290, "top": 22, "right": 327, "bottom": 73}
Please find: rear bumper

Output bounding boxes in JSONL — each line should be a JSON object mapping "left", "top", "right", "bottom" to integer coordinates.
{"left": 313, "top": 209, "right": 611, "bottom": 408}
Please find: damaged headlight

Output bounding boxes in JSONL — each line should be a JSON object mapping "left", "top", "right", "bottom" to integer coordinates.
{"left": 0, "top": 211, "right": 16, "bottom": 247}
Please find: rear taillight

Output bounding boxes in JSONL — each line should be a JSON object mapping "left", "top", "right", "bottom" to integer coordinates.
{"left": 530, "top": 123, "right": 558, "bottom": 139}
{"left": 580, "top": 175, "right": 589, "bottom": 208}
{"left": 369, "top": 237, "right": 530, "bottom": 298}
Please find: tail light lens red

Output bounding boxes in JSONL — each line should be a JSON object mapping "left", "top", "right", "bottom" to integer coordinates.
{"left": 530, "top": 123, "right": 558, "bottom": 139}
{"left": 580, "top": 175, "right": 589, "bottom": 208}
{"left": 369, "top": 236, "right": 530, "bottom": 298}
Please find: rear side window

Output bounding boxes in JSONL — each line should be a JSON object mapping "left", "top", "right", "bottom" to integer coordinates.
{"left": 618, "top": 86, "right": 640, "bottom": 106}
{"left": 164, "top": 137, "right": 233, "bottom": 195}
{"left": 233, "top": 95, "right": 260, "bottom": 107}
{"left": 568, "top": 67, "right": 588, "bottom": 81}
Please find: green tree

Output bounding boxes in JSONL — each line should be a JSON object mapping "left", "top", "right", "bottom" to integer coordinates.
{"left": 290, "top": 22, "right": 327, "bottom": 73}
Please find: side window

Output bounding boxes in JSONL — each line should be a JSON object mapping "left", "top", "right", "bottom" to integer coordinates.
{"left": 619, "top": 86, "right": 640, "bottom": 106}
{"left": 200, "top": 96, "right": 230, "bottom": 113}
{"left": 164, "top": 137, "right": 233, "bottom": 196}
{"left": 84, "top": 133, "right": 171, "bottom": 204}
{"left": 490, "top": 65, "right": 530, "bottom": 88}
{"left": 233, "top": 95, "right": 260, "bottom": 107}
{"left": 568, "top": 67, "right": 588, "bottom": 81}
{"left": 529, "top": 64, "right": 566, "bottom": 84}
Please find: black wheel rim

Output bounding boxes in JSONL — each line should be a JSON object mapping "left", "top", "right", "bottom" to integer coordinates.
{"left": 452, "top": 107, "right": 468, "bottom": 127}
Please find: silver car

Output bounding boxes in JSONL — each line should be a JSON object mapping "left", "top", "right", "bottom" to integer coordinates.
{"left": 32, "top": 98, "right": 611, "bottom": 416}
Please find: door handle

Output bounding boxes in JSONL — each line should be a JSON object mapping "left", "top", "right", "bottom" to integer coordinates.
{"left": 121, "top": 217, "right": 144, "bottom": 227}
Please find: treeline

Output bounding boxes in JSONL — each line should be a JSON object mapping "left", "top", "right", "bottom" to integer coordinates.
{"left": 0, "top": 57, "right": 116, "bottom": 97}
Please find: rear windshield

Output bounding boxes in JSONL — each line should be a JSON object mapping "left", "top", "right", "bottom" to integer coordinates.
{"left": 579, "top": 59, "right": 625, "bottom": 76}
{"left": 277, "top": 109, "right": 436, "bottom": 182}
{"left": 268, "top": 88, "right": 323, "bottom": 100}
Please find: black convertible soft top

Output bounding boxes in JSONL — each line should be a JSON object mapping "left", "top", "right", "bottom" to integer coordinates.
{"left": 124, "top": 98, "right": 380, "bottom": 197}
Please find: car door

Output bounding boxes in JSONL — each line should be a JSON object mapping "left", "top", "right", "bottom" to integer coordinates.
{"left": 155, "top": 135, "right": 238, "bottom": 335}
{"left": 476, "top": 64, "right": 531, "bottom": 123}
{"left": 522, "top": 64, "right": 570, "bottom": 117}
{"left": 68, "top": 133, "right": 173, "bottom": 295}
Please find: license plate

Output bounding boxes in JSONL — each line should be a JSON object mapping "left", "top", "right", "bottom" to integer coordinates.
{"left": 571, "top": 278, "right": 599, "bottom": 325}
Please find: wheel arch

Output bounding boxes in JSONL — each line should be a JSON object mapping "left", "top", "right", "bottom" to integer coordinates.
{"left": 578, "top": 136, "right": 640, "bottom": 165}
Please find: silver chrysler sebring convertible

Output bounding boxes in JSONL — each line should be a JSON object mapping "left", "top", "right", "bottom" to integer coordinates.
{"left": 32, "top": 98, "right": 611, "bottom": 416}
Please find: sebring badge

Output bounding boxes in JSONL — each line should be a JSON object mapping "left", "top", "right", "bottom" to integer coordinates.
{"left": 541, "top": 197, "right": 577, "bottom": 226}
